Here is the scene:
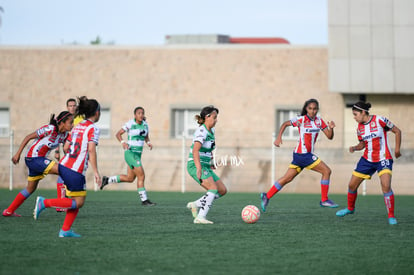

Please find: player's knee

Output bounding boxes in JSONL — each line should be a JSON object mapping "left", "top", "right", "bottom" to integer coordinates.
{"left": 75, "top": 199, "right": 85, "bottom": 208}
{"left": 219, "top": 187, "right": 227, "bottom": 196}
{"left": 324, "top": 167, "right": 332, "bottom": 177}
{"left": 26, "top": 183, "right": 38, "bottom": 193}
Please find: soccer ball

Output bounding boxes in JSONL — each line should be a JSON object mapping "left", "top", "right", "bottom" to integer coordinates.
{"left": 241, "top": 205, "right": 260, "bottom": 224}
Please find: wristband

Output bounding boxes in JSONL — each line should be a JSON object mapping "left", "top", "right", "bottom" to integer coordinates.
{"left": 120, "top": 140, "right": 126, "bottom": 144}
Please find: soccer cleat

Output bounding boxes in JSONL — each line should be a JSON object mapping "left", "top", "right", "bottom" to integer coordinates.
{"left": 141, "top": 200, "right": 156, "bottom": 206}
{"left": 2, "top": 209, "right": 22, "bottom": 217}
{"left": 59, "top": 229, "right": 81, "bottom": 238}
{"left": 100, "top": 176, "right": 109, "bottom": 190}
{"left": 336, "top": 208, "right": 354, "bottom": 217}
{"left": 186, "top": 202, "right": 198, "bottom": 218}
{"left": 320, "top": 199, "right": 339, "bottom": 208}
{"left": 33, "top": 196, "right": 46, "bottom": 220}
{"left": 388, "top": 217, "right": 398, "bottom": 225}
{"left": 260, "top": 192, "right": 269, "bottom": 212}
{"left": 194, "top": 217, "right": 214, "bottom": 224}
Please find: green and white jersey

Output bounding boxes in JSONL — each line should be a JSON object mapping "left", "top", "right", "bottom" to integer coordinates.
{"left": 122, "top": 119, "right": 149, "bottom": 153}
{"left": 188, "top": 124, "right": 215, "bottom": 165}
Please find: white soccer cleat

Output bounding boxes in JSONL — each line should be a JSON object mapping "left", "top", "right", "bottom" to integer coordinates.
{"left": 186, "top": 202, "right": 198, "bottom": 218}
{"left": 194, "top": 216, "right": 214, "bottom": 224}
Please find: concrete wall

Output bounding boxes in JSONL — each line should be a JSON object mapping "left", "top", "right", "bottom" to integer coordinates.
{"left": 329, "top": 0, "right": 414, "bottom": 93}
{"left": 0, "top": 45, "right": 412, "bottom": 195}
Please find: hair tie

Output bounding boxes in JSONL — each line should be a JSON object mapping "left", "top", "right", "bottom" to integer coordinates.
{"left": 353, "top": 105, "right": 369, "bottom": 112}
{"left": 57, "top": 112, "right": 72, "bottom": 123}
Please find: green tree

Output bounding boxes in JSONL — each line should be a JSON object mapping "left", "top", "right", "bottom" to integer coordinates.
{"left": 90, "top": 35, "right": 115, "bottom": 45}
{"left": 90, "top": 36, "right": 102, "bottom": 45}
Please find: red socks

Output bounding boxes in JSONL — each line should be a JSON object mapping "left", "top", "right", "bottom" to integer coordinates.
{"left": 266, "top": 182, "right": 283, "bottom": 199}
{"left": 56, "top": 183, "right": 66, "bottom": 199}
{"left": 44, "top": 198, "right": 75, "bottom": 209}
{"left": 320, "top": 180, "right": 330, "bottom": 202}
{"left": 6, "top": 193, "right": 26, "bottom": 213}
{"left": 62, "top": 209, "right": 79, "bottom": 231}
{"left": 384, "top": 191, "right": 395, "bottom": 218}
{"left": 347, "top": 189, "right": 358, "bottom": 211}
{"left": 6, "top": 189, "right": 31, "bottom": 213}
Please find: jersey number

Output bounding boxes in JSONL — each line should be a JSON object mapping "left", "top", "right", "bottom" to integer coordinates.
{"left": 69, "top": 142, "right": 81, "bottom": 158}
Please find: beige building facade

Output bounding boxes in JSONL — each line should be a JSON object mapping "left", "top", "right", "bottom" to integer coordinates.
{"left": 0, "top": 45, "right": 413, "bottom": 195}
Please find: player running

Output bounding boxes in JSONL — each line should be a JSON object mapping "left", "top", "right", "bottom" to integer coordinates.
{"left": 100, "top": 106, "right": 156, "bottom": 206}
{"left": 260, "top": 98, "right": 338, "bottom": 212}
{"left": 2, "top": 111, "right": 73, "bottom": 217}
{"left": 54, "top": 98, "right": 79, "bottom": 211}
{"left": 186, "top": 105, "right": 227, "bottom": 224}
{"left": 33, "top": 96, "right": 102, "bottom": 237}
{"left": 336, "top": 101, "right": 402, "bottom": 225}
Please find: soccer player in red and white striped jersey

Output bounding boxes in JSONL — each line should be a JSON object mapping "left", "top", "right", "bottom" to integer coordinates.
{"left": 2, "top": 111, "right": 73, "bottom": 217}
{"left": 260, "top": 99, "right": 338, "bottom": 212}
{"left": 33, "top": 96, "right": 102, "bottom": 238}
{"left": 336, "top": 101, "right": 402, "bottom": 225}
{"left": 54, "top": 98, "right": 78, "bottom": 211}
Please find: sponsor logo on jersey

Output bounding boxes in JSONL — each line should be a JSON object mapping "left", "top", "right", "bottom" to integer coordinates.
{"left": 370, "top": 121, "right": 378, "bottom": 132}
{"left": 362, "top": 133, "right": 378, "bottom": 141}
{"left": 305, "top": 129, "right": 320, "bottom": 133}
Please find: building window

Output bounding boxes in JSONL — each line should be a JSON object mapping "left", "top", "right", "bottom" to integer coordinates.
{"left": 276, "top": 109, "right": 300, "bottom": 140}
{"left": 171, "top": 108, "right": 200, "bottom": 138}
{"left": 95, "top": 107, "right": 111, "bottom": 138}
{"left": 0, "top": 107, "right": 10, "bottom": 137}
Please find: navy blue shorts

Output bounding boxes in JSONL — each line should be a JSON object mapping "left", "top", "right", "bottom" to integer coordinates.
{"left": 353, "top": 157, "right": 393, "bottom": 179}
{"left": 58, "top": 164, "right": 87, "bottom": 197}
{"left": 289, "top": 153, "right": 321, "bottom": 172}
{"left": 25, "top": 157, "right": 55, "bottom": 181}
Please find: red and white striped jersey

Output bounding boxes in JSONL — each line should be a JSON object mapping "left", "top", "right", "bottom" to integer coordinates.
{"left": 60, "top": 120, "right": 100, "bottom": 175}
{"left": 26, "top": 125, "right": 69, "bottom": 158}
{"left": 290, "top": 115, "right": 328, "bottom": 154}
{"left": 357, "top": 115, "right": 394, "bottom": 162}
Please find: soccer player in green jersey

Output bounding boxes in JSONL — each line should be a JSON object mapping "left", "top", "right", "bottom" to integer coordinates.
{"left": 101, "top": 107, "right": 156, "bottom": 206}
{"left": 186, "top": 106, "right": 227, "bottom": 224}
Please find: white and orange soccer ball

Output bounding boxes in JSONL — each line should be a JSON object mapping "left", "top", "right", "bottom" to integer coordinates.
{"left": 241, "top": 205, "right": 261, "bottom": 224}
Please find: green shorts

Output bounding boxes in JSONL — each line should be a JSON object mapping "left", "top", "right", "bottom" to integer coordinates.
{"left": 124, "top": 150, "right": 142, "bottom": 169}
{"left": 187, "top": 160, "right": 220, "bottom": 184}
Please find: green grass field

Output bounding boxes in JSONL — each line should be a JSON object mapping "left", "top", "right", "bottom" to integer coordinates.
{"left": 1, "top": 189, "right": 414, "bottom": 275}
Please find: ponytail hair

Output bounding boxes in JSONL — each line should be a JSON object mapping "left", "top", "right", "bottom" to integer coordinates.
{"left": 352, "top": 101, "right": 371, "bottom": 115}
{"left": 195, "top": 105, "right": 219, "bottom": 125}
{"left": 77, "top": 96, "right": 100, "bottom": 119}
{"left": 49, "top": 111, "right": 73, "bottom": 129}
{"left": 301, "top": 98, "right": 319, "bottom": 116}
